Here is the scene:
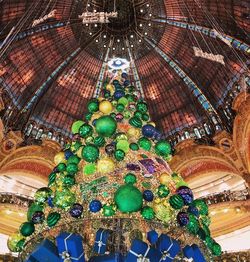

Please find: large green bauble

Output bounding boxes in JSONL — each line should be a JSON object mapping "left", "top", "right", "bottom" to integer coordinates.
{"left": 114, "top": 184, "right": 143, "bottom": 213}
{"left": 95, "top": 116, "right": 117, "bottom": 137}
{"left": 34, "top": 187, "right": 52, "bottom": 203}
{"left": 71, "top": 120, "right": 85, "bottom": 134}
{"left": 47, "top": 212, "right": 61, "bottom": 227}
{"left": 82, "top": 144, "right": 99, "bottom": 162}
{"left": 87, "top": 99, "right": 99, "bottom": 113}
{"left": 79, "top": 124, "right": 93, "bottom": 138}
{"left": 155, "top": 140, "right": 171, "bottom": 157}
{"left": 27, "top": 203, "right": 44, "bottom": 221}
{"left": 129, "top": 116, "right": 142, "bottom": 128}
{"left": 7, "top": 233, "right": 25, "bottom": 252}
{"left": 138, "top": 137, "right": 152, "bottom": 151}
{"left": 169, "top": 194, "right": 184, "bottom": 209}
{"left": 54, "top": 189, "right": 76, "bottom": 209}
{"left": 20, "top": 222, "right": 35, "bottom": 237}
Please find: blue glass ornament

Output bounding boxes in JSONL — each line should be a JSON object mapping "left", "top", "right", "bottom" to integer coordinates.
{"left": 177, "top": 212, "right": 189, "bottom": 226}
{"left": 187, "top": 206, "right": 199, "bottom": 217}
{"left": 47, "top": 197, "right": 54, "bottom": 207}
{"left": 64, "top": 150, "right": 74, "bottom": 160}
{"left": 124, "top": 80, "right": 130, "bottom": 86}
{"left": 142, "top": 124, "right": 155, "bottom": 138}
{"left": 114, "top": 90, "right": 125, "bottom": 100}
{"left": 92, "top": 119, "right": 97, "bottom": 126}
{"left": 176, "top": 186, "right": 194, "bottom": 205}
{"left": 69, "top": 203, "right": 83, "bottom": 218}
{"left": 121, "top": 72, "right": 128, "bottom": 79}
{"left": 143, "top": 190, "right": 154, "bottom": 202}
{"left": 89, "top": 200, "right": 102, "bottom": 213}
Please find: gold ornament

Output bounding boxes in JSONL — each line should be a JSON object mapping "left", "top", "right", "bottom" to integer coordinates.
{"left": 159, "top": 173, "right": 171, "bottom": 185}
{"left": 127, "top": 127, "right": 140, "bottom": 139}
{"left": 54, "top": 152, "right": 65, "bottom": 165}
{"left": 153, "top": 201, "right": 172, "bottom": 223}
{"left": 91, "top": 112, "right": 103, "bottom": 121}
{"left": 106, "top": 84, "right": 115, "bottom": 94}
{"left": 148, "top": 122, "right": 156, "bottom": 127}
{"left": 99, "top": 100, "right": 113, "bottom": 114}
{"left": 97, "top": 158, "right": 115, "bottom": 174}
{"left": 76, "top": 147, "right": 83, "bottom": 158}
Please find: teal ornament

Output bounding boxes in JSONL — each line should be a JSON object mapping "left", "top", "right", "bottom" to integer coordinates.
{"left": 130, "top": 143, "right": 139, "bottom": 151}
{"left": 141, "top": 206, "right": 155, "bottom": 220}
{"left": 20, "top": 222, "right": 35, "bottom": 237}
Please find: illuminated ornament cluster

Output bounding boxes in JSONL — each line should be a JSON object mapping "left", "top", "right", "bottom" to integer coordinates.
{"left": 10, "top": 71, "right": 221, "bottom": 259}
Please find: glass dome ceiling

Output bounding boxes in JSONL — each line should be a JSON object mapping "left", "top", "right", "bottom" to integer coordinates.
{"left": 0, "top": 0, "right": 249, "bottom": 143}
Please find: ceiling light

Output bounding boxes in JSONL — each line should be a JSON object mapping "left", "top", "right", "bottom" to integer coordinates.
{"left": 89, "top": 32, "right": 92, "bottom": 35}
{"left": 131, "top": 44, "right": 134, "bottom": 48}
{"left": 144, "top": 32, "right": 148, "bottom": 35}
{"left": 104, "top": 45, "right": 106, "bottom": 48}
{"left": 122, "top": 47, "right": 125, "bottom": 50}
{"left": 117, "top": 39, "right": 120, "bottom": 42}
{"left": 103, "top": 35, "right": 106, "bottom": 38}
{"left": 146, "top": 4, "right": 150, "bottom": 7}
{"left": 130, "top": 35, "right": 134, "bottom": 38}
{"left": 223, "top": 208, "right": 229, "bottom": 213}
{"left": 149, "top": 13, "right": 152, "bottom": 17}
{"left": 140, "top": 9, "right": 143, "bottom": 13}
{"left": 148, "top": 23, "right": 151, "bottom": 26}
{"left": 95, "top": 39, "right": 99, "bottom": 42}
{"left": 94, "top": 24, "right": 97, "bottom": 27}
{"left": 85, "top": 24, "right": 89, "bottom": 26}
{"left": 139, "top": 39, "right": 142, "bottom": 42}
{"left": 113, "top": 47, "right": 116, "bottom": 50}
{"left": 139, "top": 24, "right": 142, "bottom": 27}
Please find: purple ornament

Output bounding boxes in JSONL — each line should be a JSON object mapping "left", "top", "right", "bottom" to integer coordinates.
{"left": 126, "top": 163, "right": 141, "bottom": 171}
{"left": 114, "top": 90, "right": 125, "bottom": 100}
{"left": 176, "top": 186, "right": 194, "bottom": 205}
{"left": 31, "top": 211, "right": 45, "bottom": 224}
{"left": 139, "top": 159, "right": 155, "bottom": 174}
{"left": 69, "top": 203, "right": 83, "bottom": 218}
{"left": 115, "top": 113, "right": 124, "bottom": 122}
{"left": 177, "top": 212, "right": 189, "bottom": 226}
{"left": 142, "top": 125, "right": 155, "bottom": 138}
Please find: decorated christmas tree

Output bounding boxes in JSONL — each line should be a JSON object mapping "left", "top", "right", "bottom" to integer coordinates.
{"left": 8, "top": 69, "right": 222, "bottom": 261}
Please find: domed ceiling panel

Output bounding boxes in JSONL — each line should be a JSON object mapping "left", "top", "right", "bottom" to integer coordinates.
{"left": 0, "top": 0, "right": 249, "bottom": 140}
